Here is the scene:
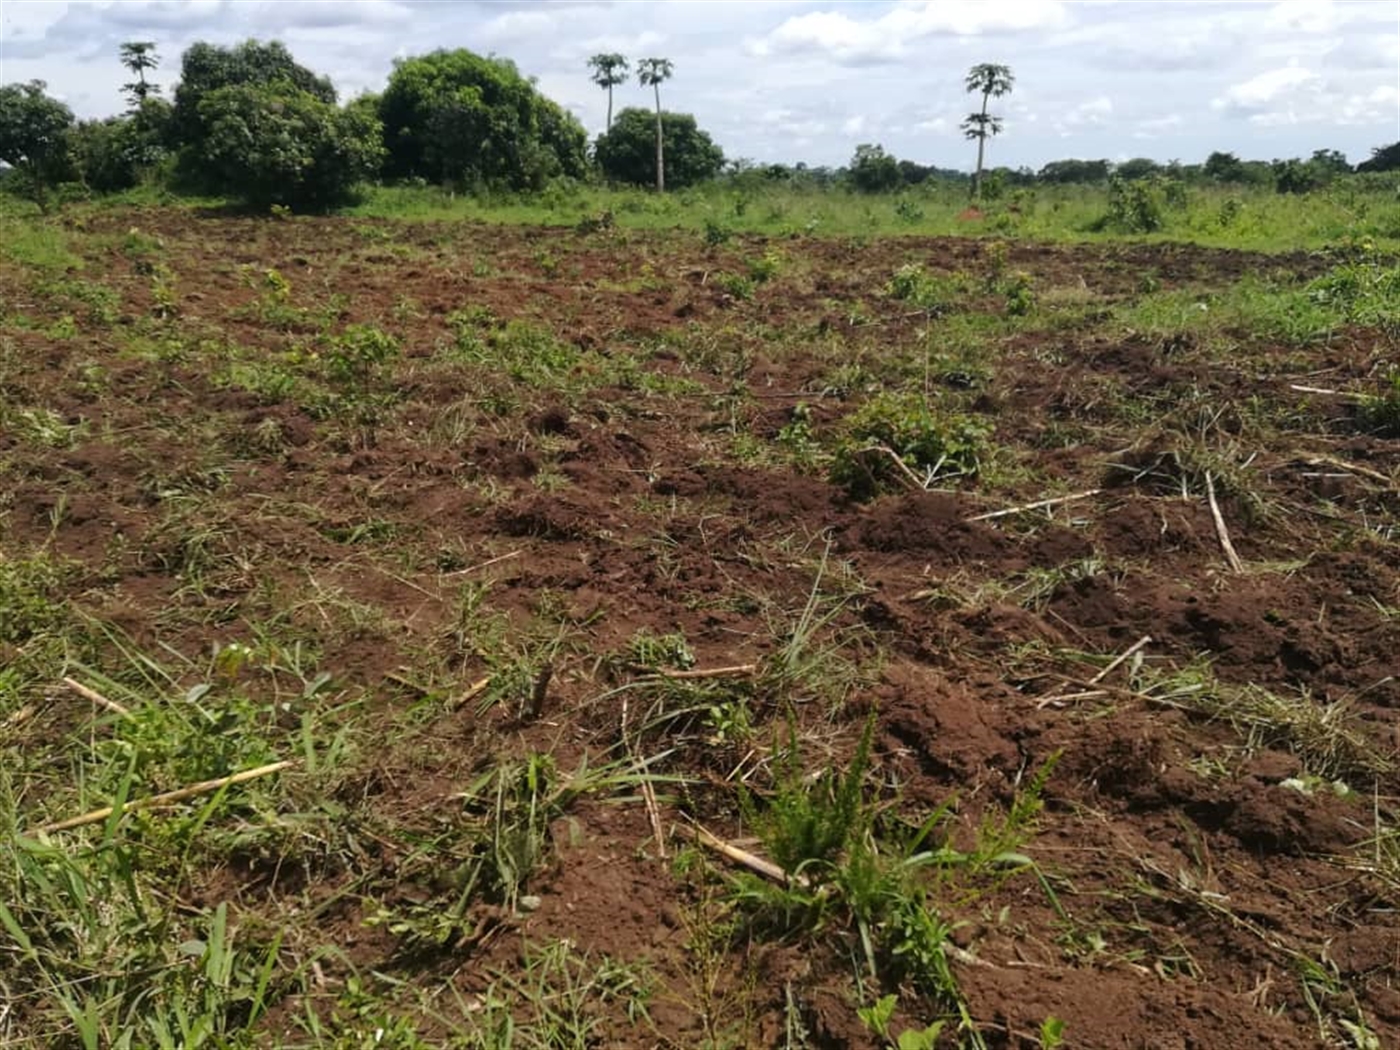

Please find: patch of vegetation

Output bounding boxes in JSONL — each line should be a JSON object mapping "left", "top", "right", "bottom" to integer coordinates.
{"left": 830, "top": 391, "right": 992, "bottom": 498}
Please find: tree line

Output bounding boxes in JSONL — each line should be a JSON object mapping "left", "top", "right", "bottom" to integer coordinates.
{"left": 0, "top": 38, "right": 725, "bottom": 211}
{"left": 0, "top": 38, "right": 1396, "bottom": 214}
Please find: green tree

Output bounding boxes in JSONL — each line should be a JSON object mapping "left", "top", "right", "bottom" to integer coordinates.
{"left": 849, "top": 143, "right": 901, "bottom": 193}
{"left": 196, "top": 83, "right": 384, "bottom": 208}
{"left": 637, "top": 57, "right": 674, "bottom": 191}
{"left": 380, "top": 49, "right": 587, "bottom": 190}
{"left": 1115, "top": 157, "right": 1160, "bottom": 181}
{"left": 1357, "top": 142, "right": 1400, "bottom": 173}
{"left": 120, "top": 41, "right": 161, "bottom": 108}
{"left": 171, "top": 39, "right": 334, "bottom": 150}
{"left": 1203, "top": 150, "right": 1246, "bottom": 183}
{"left": 594, "top": 107, "right": 722, "bottom": 189}
{"left": 586, "top": 53, "right": 628, "bottom": 131}
{"left": 0, "top": 80, "right": 76, "bottom": 212}
{"left": 962, "top": 62, "right": 1014, "bottom": 199}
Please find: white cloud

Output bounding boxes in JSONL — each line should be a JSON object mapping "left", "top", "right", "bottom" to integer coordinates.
{"left": 1214, "top": 64, "right": 1399, "bottom": 128}
{"left": 749, "top": 0, "right": 1068, "bottom": 64}
{"left": 1213, "top": 64, "right": 1320, "bottom": 115}
{"left": 842, "top": 114, "right": 868, "bottom": 136}
{"left": 1132, "top": 113, "right": 1184, "bottom": 139}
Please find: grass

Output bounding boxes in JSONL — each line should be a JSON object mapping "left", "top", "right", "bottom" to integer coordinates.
{"left": 2, "top": 178, "right": 1399, "bottom": 1048}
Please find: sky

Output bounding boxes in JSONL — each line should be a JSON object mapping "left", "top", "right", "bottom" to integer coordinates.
{"left": 2, "top": 0, "right": 1398, "bottom": 171}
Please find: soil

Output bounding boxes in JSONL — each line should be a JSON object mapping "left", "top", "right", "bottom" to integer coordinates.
{"left": 3, "top": 209, "right": 1397, "bottom": 1048}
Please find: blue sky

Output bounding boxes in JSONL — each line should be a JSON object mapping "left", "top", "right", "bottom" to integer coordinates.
{"left": 2, "top": 0, "right": 1398, "bottom": 170}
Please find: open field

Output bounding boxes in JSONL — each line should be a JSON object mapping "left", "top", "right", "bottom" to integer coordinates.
{"left": 2, "top": 198, "right": 1399, "bottom": 1048}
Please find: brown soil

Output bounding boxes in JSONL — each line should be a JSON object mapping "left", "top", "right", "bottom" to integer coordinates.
{"left": 3, "top": 210, "right": 1397, "bottom": 1048}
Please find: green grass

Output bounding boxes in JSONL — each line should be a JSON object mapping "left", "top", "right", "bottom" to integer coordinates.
{"left": 335, "top": 177, "right": 1400, "bottom": 253}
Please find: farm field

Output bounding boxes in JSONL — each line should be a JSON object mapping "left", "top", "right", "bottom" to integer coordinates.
{"left": 2, "top": 202, "right": 1399, "bottom": 1049}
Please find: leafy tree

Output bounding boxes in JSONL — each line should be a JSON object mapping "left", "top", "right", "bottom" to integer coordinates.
{"left": 380, "top": 49, "right": 587, "bottom": 190}
{"left": 1310, "top": 148, "right": 1350, "bottom": 177}
{"left": 586, "top": 53, "right": 628, "bottom": 131}
{"left": 1038, "top": 158, "right": 1111, "bottom": 184}
{"left": 196, "top": 83, "right": 384, "bottom": 208}
{"left": 849, "top": 143, "right": 901, "bottom": 193}
{"left": 1203, "top": 150, "right": 1246, "bottom": 183}
{"left": 594, "top": 107, "right": 722, "bottom": 189}
{"left": 962, "top": 63, "right": 1014, "bottom": 199}
{"left": 1357, "top": 142, "right": 1400, "bottom": 173}
{"left": 1115, "top": 157, "right": 1160, "bottom": 181}
{"left": 0, "top": 80, "right": 76, "bottom": 211}
{"left": 120, "top": 41, "right": 161, "bottom": 109}
{"left": 72, "top": 111, "right": 169, "bottom": 192}
{"left": 637, "top": 57, "right": 674, "bottom": 191}
{"left": 172, "top": 40, "right": 334, "bottom": 149}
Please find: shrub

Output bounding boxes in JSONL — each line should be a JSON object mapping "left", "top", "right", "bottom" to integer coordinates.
{"left": 195, "top": 83, "right": 384, "bottom": 208}
{"left": 830, "top": 392, "right": 991, "bottom": 499}
{"left": 381, "top": 49, "right": 587, "bottom": 191}
{"left": 594, "top": 108, "right": 724, "bottom": 190}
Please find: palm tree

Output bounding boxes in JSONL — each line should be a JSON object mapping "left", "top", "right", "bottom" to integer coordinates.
{"left": 586, "top": 53, "right": 629, "bottom": 131}
{"left": 637, "top": 57, "right": 674, "bottom": 192}
{"left": 961, "top": 63, "right": 1014, "bottom": 200}
{"left": 119, "top": 41, "right": 161, "bottom": 109}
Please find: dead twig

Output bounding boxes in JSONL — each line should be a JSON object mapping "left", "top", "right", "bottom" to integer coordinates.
{"left": 681, "top": 822, "right": 805, "bottom": 886}
{"left": 1089, "top": 634, "right": 1153, "bottom": 685}
{"left": 440, "top": 549, "right": 522, "bottom": 578}
{"left": 38, "top": 760, "right": 294, "bottom": 834}
{"left": 637, "top": 663, "right": 758, "bottom": 681}
{"left": 966, "top": 488, "right": 1102, "bottom": 523}
{"left": 1204, "top": 472, "right": 1244, "bottom": 573}
{"left": 1303, "top": 455, "right": 1394, "bottom": 488}
{"left": 452, "top": 675, "right": 493, "bottom": 711}
{"left": 63, "top": 677, "right": 130, "bottom": 717}
{"left": 853, "top": 444, "right": 924, "bottom": 491}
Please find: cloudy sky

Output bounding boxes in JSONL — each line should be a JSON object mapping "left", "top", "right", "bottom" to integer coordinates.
{"left": 2, "top": 0, "right": 1398, "bottom": 170}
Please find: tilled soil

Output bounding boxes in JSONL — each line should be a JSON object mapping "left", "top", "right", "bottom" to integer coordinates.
{"left": 2, "top": 210, "right": 1397, "bottom": 1048}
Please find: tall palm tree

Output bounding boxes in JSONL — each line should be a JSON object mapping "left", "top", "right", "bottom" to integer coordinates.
{"left": 119, "top": 41, "right": 161, "bottom": 109}
{"left": 961, "top": 63, "right": 1014, "bottom": 200}
{"left": 586, "top": 53, "right": 629, "bottom": 131}
{"left": 637, "top": 57, "right": 674, "bottom": 192}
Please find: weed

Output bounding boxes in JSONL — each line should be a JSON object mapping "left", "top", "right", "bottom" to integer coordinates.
{"left": 714, "top": 271, "right": 756, "bottom": 301}
{"left": 830, "top": 391, "right": 991, "bottom": 498}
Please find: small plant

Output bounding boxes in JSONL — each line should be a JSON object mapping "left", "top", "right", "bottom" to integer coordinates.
{"left": 746, "top": 249, "right": 781, "bottom": 284}
{"left": 1002, "top": 270, "right": 1035, "bottom": 315}
{"left": 714, "top": 271, "right": 756, "bottom": 301}
{"left": 858, "top": 993, "right": 945, "bottom": 1049}
{"left": 830, "top": 391, "right": 992, "bottom": 499}
{"left": 776, "top": 401, "right": 821, "bottom": 469}
{"left": 1100, "top": 174, "right": 1165, "bottom": 233}
{"left": 703, "top": 218, "right": 732, "bottom": 246}
{"left": 894, "top": 197, "right": 925, "bottom": 224}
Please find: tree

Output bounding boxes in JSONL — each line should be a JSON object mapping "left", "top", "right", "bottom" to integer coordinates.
{"left": 172, "top": 40, "right": 334, "bottom": 150}
{"left": 120, "top": 41, "right": 161, "bottom": 109}
{"left": 594, "top": 107, "right": 722, "bottom": 189}
{"left": 1203, "top": 150, "right": 1246, "bottom": 183}
{"left": 637, "top": 57, "right": 674, "bottom": 192}
{"left": 1357, "top": 142, "right": 1400, "bottom": 173}
{"left": 849, "top": 144, "right": 901, "bottom": 193}
{"left": 0, "top": 80, "right": 76, "bottom": 212}
{"left": 380, "top": 49, "right": 587, "bottom": 190}
{"left": 962, "top": 63, "right": 1013, "bottom": 199}
{"left": 1115, "top": 157, "right": 1161, "bottom": 181}
{"left": 1038, "top": 158, "right": 1111, "bottom": 184}
{"left": 586, "top": 53, "right": 628, "bottom": 131}
{"left": 196, "top": 83, "right": 383, "bottom": 208}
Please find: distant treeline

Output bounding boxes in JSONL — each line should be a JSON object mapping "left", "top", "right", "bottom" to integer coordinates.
{"left": 1, "top": 34, "right": 1397, "bottom": 213}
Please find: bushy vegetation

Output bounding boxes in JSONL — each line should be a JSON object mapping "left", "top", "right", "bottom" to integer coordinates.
{"left": 379, "top": 49, "right": 588, "bottom": 191}
{"left": 196, "top": 82, "right": 384, "bottom": 208}
{"left": 594, "top": 108, "right": 723, "bottom": 190}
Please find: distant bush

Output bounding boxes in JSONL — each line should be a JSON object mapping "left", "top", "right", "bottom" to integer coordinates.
{"left": 381, "top": 49, "right": 587, "bottom": 191}
{"left": 830, "top": 392, "right": 990, "bottom": 499}
{"left": 196, "top": 83, "right": 384, "bottom": 208}
{"left": 595, "top": 108, "right": 723, "bottom": 190}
